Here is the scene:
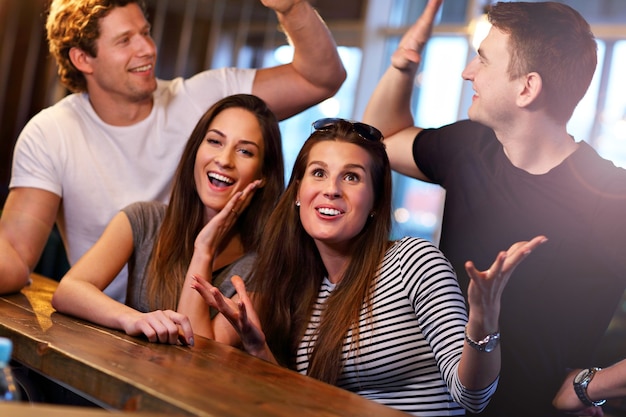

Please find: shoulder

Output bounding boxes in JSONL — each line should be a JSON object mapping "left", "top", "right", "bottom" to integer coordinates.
{"left": 381, "top": 238, "right": 461, "bottom": 309}
{"left": 18, "top": 94, "right": 87, "bottom": 137}
{"left": 383, "top": 237, "right": 455, "bottom": 278}
{"left": 413, "top": 120, "right": 498, "bottom": 173}
{"left": 417, "top": 119, "right": 494, "bottom": 142}
{"left": 122, "top": 201, "right": 167, "bottom": 228}
{"left": 155, "top": 68, "right": 256, "bottom": 99}
{"left": 570, "top": 142, "right": 626, "bottom": 194}
{"left": 386, "top": 236, "right": 446, "bottom": 260}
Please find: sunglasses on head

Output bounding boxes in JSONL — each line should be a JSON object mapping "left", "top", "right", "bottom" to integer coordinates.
{"left": 312, "top": 118, "right": 383, "bottom": 142}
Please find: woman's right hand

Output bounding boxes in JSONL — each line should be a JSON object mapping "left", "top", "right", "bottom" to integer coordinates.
{"left": 120, "top": 310, "right": 194, "bottom": 346}
{"left": 194, "top": 180, "right": 261, "bottom": 257}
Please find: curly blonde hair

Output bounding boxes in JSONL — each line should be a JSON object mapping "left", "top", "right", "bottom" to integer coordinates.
{"left": 46, "top": 0, "right": 146, "bottom": 92}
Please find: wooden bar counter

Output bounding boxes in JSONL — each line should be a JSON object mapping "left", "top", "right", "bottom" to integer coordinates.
{"left": 0, "top": 402, "right": 168, "bottom": 417}
{"left": 0, "top": 274, "right": 409, "bottom": 417}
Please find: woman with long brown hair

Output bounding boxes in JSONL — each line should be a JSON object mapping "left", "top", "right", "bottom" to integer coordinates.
{"left": 52, "top": 94, "right": 283, "bottom": 345}
{"left": 193, "top": 118, "right": 546, "bottom": 416}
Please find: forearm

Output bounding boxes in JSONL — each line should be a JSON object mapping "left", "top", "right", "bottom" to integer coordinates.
{"left": 0, "top": 240, "right": 31, "bottom": 294}
{"left": 457, "top": 338, "right": 500, "bottom": 390}
{"left": 277, "top": 1, "right": 345, "bottom": 95}
{"left": 588, "top": 360, "right": 626, "bottom": 402}
{"left": 457, "top": 302, "right": 501, "bottom": 389}
{"left": 362, "top": 65, "right": 417, "bottom": 137}
{"left": 178, "top": 251, "right": 214, "bottom": 339}
{"left": 0, "top": 202, "right": 56, "bottom": 294}
{"left": 456, "top": 237, "right": 547, "bottom": 392}
{"left": 254, "top": 1, "right": 345, "bottom": 119}
{"left": 52, "top": 279, "right": 137, "bottom": 330}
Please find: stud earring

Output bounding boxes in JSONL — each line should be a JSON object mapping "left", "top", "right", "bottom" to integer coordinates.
{"left": 369, "top": 212, "right": 375, "bottom": 218}
{"left": 296, "top": 201, "right": 301, "bottom": 207}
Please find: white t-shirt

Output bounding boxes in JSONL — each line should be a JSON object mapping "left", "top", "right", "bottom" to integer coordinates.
{"left": 10, "top": 67, "right": 256, "bottom": 302}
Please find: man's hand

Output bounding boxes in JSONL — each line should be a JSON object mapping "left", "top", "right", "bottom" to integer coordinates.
{"left": 391, "top": 0, "right": 443, "bottom": 71}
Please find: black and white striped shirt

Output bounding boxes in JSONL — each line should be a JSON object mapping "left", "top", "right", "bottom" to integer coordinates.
{"left": 296, "top": 237, "right": 497, "bottom": 416}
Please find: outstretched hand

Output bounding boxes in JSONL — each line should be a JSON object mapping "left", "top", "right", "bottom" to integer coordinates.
{"left": 464, "top": 235, "right": 548, "bottom": 324}
{"left": 391, "top": 0, "right": 443, "bottom": 71}
{"left": 192, "top": 275, "right": 273, "bottom": 361}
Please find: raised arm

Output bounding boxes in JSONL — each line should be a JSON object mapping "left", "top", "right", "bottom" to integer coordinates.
{"left": 177, "top": 181, "right": 260, "bottom": 339}
{"left": 252, "top": 0, "right": 346, "bottom": 120}
{"left": 459, "top": 235, "right": 547, "bottom": 389}
{"left": 0, "top": 188, "right": 59, "bottom": 294}
{"left": 362, "top": 0, "right": 442, "bottom": 181}
{"left": 52, "top": 212, "right": 194, "bottom": 345}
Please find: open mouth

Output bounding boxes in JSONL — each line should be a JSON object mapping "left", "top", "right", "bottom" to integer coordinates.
{"left": 317, "top": 207, "right": 343, "bottom": 217}
{"left": 208, "top": 172, "right": 235, "bottom": 188}
{"left": 129, "top": 64, "right": 153, "bottom": 73}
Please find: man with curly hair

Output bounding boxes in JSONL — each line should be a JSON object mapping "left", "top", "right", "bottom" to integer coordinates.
{"left": 0, "top": 0, "right": 346, "bottom": 300}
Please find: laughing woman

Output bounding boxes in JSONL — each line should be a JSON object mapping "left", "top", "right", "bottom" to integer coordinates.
{"left": 193, "top": 118, "right": 546, "bottom": 416}
{"left": 52, "top": 94, "right": 284, "bottom": 345}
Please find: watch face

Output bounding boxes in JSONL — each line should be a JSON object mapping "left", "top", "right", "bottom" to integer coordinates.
{"left": 574, "top": 369, "right": 590, "bottom": 384}
{"left": 484, "top": 338, "right": 498, "bottom": 352}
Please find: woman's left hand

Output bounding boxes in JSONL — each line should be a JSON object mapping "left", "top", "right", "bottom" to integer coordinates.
{"left": 464, "top": 235, "right": 547, "bottom": 326}
{"left": 191, "top": 275, "right": 273, "bottom": 361}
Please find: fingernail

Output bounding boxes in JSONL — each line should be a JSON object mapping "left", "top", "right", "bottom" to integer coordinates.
{"left": 189, "top": 337, "right": 194, "bottom": 347}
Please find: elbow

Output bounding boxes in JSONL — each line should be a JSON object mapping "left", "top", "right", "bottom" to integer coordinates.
{"left": 0, "top": 279, "right": 29, "bottom": 296}
{"left": 0, "top": 264, "right": 31, "bottom": 295}
{"left": 306, "top": 58, "right": 346, "bottom": 101}
{"left": 332, "top": 65, "right": 348, "bottom": 93}
{"left": 50, "top": 288, "right": 61, "bottom": 311}
{"left": 323, "top": 64, "right": 347, "bottom": 98}
{"left": 50, "top": 281, "right": 68, "bottom": 312}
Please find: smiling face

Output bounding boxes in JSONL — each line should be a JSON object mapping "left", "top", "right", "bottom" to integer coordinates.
{"left": 296, "top": 141, "right": 375, "bottom": 253}
{"left": 194, "top": 107, "right": 265, "bottom": 220}
{"left": 462, "top": 27, "right": 522, "bottom": 129}
{"left": 82, "top": 3, "right": 157, "bottom": 104}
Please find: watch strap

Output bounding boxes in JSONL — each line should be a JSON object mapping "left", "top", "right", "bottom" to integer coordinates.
{"left": 573, "top": 367, "right": 607, "bottom": 407}
{"left": 464, "top": 326, "right": 500, "bottom": 352}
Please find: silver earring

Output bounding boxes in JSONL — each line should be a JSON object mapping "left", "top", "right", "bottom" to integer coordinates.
{"left": 296, "top": 201, "right": 301, "bottom": 207}
{"left": 369, "top": 212, "right": 375, "bottom": 218}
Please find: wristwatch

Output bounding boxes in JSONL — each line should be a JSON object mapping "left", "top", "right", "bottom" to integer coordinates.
{"left": 464, "top": 326, "right": 500, "bottom": 353}
{"left": 573, "top": 367, "right": 606, "bottom": 407}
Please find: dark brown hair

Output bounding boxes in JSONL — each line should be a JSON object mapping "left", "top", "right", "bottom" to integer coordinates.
{"left": 249, "top": 120, "right": 392, "bottom": 384}
{"left": 488, "top": 1, "right": 597, "bottom": 123}
{"left": 146, "top": 94, "right": 284, "bottom": 310}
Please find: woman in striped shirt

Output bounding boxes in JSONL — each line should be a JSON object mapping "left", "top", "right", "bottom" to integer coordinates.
{"left": 193, "top": 118, "right": 546, "bottom": 416}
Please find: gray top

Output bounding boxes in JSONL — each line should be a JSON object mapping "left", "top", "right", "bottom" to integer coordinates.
{"left": 122, "top": 201, "right": 256, "bottom": 318}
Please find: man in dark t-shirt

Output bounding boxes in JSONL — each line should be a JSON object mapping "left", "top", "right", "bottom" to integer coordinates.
{"left": 364, "top": 1, "right": 626, "bottom": 416}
